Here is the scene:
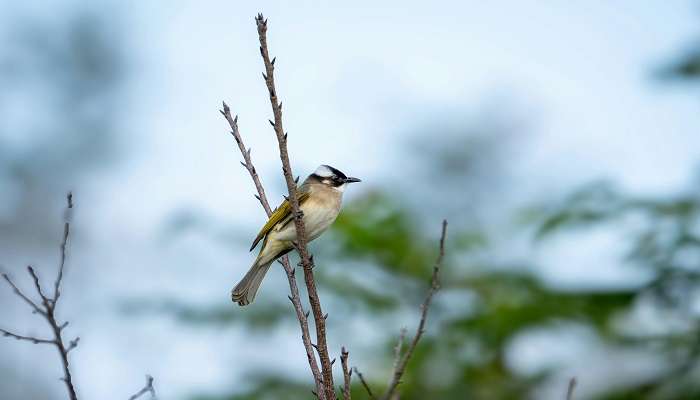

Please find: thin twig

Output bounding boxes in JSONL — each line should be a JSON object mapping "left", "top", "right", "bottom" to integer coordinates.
{"left": 381, "top": 220, "right": 448, "bottom": 400}
{"left": 219, "top": 106, "right": 271, "bottom": 214}
{"left": 255, "top": 13, "right": 336, "bottom": 400}
{"left": 388, "top": 328, "right": 406, "bottom": 387}
{"left": 1, "top": 273, "right": 46, "bottom": 316}
{"left": 220, "top": 102, "right": 324, "bottom": 398}
{"left": 340, "top": 347, "right": 352, "bottom": 400}
{"left": 128, "top": 375, "right": 156, "bottom": 400}
{"left": 566, "top": 377, "right": 577, "bottom": 400}
{"left": 54, "top": 191, "right": 73, "bottom": 304}
{"left": 0, "top": 328, "right": 54, "bottom": 345}
{"left": 28, "top": 266, "right": 51, "bottom": 309}
{"left": 353, "top": 367, "right": 376, "bottom": 400}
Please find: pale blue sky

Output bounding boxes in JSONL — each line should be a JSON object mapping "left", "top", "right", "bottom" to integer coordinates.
{"left": 2, "top": 1, "right": 699, "bottom": 399}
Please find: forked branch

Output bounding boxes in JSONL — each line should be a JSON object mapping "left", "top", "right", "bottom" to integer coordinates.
{"left": 1, "top": 193, "right": 79, "bottom": 400}
{"left": 128, "top": 375, "right": 156, "bottom": 400}
{"left": 1, "top": 194, "right": 156, "bottom": 400}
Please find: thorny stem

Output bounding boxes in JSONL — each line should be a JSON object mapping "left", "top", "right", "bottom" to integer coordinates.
{"left": 255, "top": 13, "right": 336, "bottom": 400}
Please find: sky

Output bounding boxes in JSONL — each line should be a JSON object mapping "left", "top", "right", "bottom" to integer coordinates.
{"left": 1, "top": 1, "right": 699, "bottom": 399}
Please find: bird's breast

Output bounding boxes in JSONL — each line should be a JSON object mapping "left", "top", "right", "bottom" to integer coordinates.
{"left": 301, "top": 199, "right": 341, "bottom": 241}
{"left": 273, "top": 189, "right": 342, "bottom": 242}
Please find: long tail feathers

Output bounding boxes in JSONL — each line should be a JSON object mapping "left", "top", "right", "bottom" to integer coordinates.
{"left": 231, "top": 260, "right": 273, "bottom": 306}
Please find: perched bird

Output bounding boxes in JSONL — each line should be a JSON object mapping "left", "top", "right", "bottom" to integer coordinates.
{"left": 232, "top": 165, "right": 361, "bottom": 306}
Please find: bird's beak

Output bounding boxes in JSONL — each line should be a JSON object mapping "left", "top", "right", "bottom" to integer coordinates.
{"left": 345, "top": 177, "right": 361, "bottom": 183}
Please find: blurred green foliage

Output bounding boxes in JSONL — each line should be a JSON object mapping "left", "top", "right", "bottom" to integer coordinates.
{"left": 173, "top": 113, "right": 700, "bottom": 400}
{"left": 531, "top": 181, "right": 700, "bottom": 400}
{"left": 659, "top": 45, "right": 700, "bottom": 82}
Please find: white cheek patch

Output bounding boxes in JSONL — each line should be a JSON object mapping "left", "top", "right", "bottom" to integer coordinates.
{"left": 314, "top": 165, "right": 334, "bottom": 177}
{"left": 333, "top": 183, "right": 347, "bottom": 193}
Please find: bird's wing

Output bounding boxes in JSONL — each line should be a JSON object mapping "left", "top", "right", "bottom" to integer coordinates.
{"left": 250, "top": 191, "right": 311, "bottom": 251}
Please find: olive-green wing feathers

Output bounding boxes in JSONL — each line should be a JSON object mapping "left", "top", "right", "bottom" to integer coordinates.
{"left": 250, "top": 191, "right": 310, "bottom": 251}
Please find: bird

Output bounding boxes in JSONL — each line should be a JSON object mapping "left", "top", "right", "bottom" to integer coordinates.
{"left": 232, "top": 164, "right": 361, "bottom": 306}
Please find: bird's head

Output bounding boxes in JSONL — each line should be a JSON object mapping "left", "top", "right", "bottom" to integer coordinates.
{"left": 309, "top": 164, "right": 361, "bottom": 192}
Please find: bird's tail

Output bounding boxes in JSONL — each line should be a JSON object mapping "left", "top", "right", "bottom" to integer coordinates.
{"left": 231, "top": 258, "right": 273, "bottom": 306}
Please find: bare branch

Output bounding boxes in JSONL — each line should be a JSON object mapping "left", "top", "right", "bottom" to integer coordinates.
{"left": 2, "top": 273, "right": 46, "bottom": 316}
{"left": 0, "top": 327, "right": 54, "bottom": 345}
{"left": 27, "top": 266, "right": 51, "bottom": 309}
{"left": 340, "top": 347, "right": 351, "bottom": 400}
{"left": 220, "top": 104, "right": 324, "bottom": 397}
{"left": 566, "top": 377, "right": 577, "bottom": 400}
{"left": 54, "top": 192, "right": 73, "bottom": 303}
{"left": 0, "top": 195, "right": 79, "bottom": 400}
{"left": 255, "top": 13, "right": 336, "bottom": 400}
{"left": 382, "top": 220, "right": 448, "bottom": 400}
{"left": 353, "top": 367, "right": 376, "bottom": 400}
{"left": 128, "top": 375, "right": 156, "bottom": 400}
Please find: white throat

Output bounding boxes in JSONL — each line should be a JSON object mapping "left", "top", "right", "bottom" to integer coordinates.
{"left": 333, "top": 182, "right": 347, "bottom": 193}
